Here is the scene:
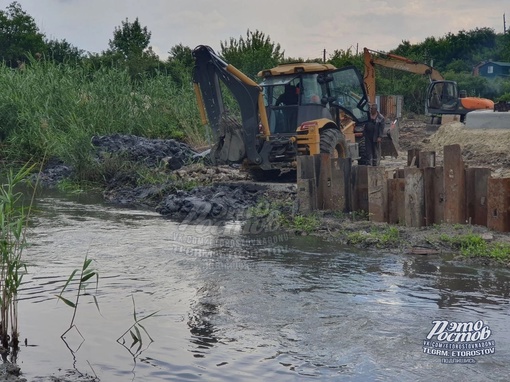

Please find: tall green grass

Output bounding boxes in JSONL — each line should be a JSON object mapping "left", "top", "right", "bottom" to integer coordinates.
{"left": 0, "top": 59, "right": 206, "bottom": 182}
{"left": 0, "top": 164, "right": 34, "bottom": 350}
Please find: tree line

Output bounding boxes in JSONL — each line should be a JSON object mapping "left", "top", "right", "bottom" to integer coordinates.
{"left": 1, "top": 1, "right": 510, "bottom": 114}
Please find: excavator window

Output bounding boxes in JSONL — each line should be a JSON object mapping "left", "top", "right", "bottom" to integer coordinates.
{"left": 428, "top": 81, "right": 458, "bottom": 111}
{"left": 301, "top": 74, "right": 322, "bottom": 104}
{"left": 275, "top": 84, "right": 298, "bottom": 106}
{"left": 261, "top": 77, "right": 300, "bottom": 133}
{"left": 261, "top": 77, "right": 301, "bottom": 107}
{"left": 327, "top": 68, "right": 369, "bottom": 123}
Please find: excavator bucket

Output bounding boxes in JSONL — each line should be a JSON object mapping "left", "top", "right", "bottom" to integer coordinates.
{"left": 378, "top": 95, "right": 401, "bottom": 158}
{"left": 381, "top": 119, "right": 400, "bottom": 158}
{"left": 212, "top": 115, "right": 246, "bottom": 164}
{"left": 192, "top": 45, "right": 264, "bottom": 166}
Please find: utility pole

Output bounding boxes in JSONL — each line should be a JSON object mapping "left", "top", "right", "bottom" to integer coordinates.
{"left": 504, "top": 13, "right": 507, "bottom": 34}
{"left": 323, "top": 48, "right": 326, "bottom": 63}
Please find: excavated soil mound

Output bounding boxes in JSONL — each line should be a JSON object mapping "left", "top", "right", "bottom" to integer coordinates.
{"left": 91, "top": 134, "right": 199, "bottom": 169}
{"left": 156, "top": 183, "right": 267, "bottom": 222}
{"left": 425, "top": 122, "right": 510, "bottom": 176}
{"left": 427, "top": 122, "right": 510, "bottom": 155}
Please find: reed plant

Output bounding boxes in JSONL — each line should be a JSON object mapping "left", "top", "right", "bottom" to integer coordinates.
{"left": 0, "top": 58, "right": 206, "bottom": 183}
{"left": 57, "top": 255, "right": 100, "bottom": 342}
{"left": 0, "top": 164, "right": 34, "bottom": 350}
{"left": 117, "top": 295, "right": 157, "bottom": 357}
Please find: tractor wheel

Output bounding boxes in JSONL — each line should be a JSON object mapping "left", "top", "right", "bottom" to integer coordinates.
{"left": 320, "top": 128, "right": 347, "bottom": 158}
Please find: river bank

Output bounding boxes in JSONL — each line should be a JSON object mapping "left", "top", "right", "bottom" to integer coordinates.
{"left": 28, "top": 118, "right": 510, "bottom": 269}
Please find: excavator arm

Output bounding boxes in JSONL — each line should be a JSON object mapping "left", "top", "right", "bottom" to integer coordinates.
{"left": 363, "top": 47, "right": 493, "bottom": 122}
{"left": 192, "top": 45, "right": 270, "bottom": 165}
{"left": 363, "top": 47, "right": 443, "bottom": 104}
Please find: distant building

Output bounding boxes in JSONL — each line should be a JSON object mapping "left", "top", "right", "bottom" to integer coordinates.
{"left": 473, "top": 61, "right": 510, "bottom": 78}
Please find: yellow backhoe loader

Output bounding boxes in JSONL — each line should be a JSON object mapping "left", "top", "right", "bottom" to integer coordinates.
{"left": 192, "top": 45, "right": 382, "bottom": 179}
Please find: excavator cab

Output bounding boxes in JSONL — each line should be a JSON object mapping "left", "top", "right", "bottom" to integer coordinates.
{"left": 259, "top": 70, "right": 369, "bottom": 136}
{"left": 426, "top": 81, "right": 459, "bottom": 114}
{"left": 426, "top": 80, "right": 494, "bottom": 122}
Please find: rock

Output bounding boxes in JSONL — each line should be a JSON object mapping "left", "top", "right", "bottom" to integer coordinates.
{"left": 481, "top": 233, "right": 494, "bottom": 241}
{"left": 162, "top": 156, "right": 184, "bottom": 170}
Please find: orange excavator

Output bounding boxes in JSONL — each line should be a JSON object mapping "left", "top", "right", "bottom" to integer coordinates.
{"left": 363, "top": 48, "right": 494, "bottom": 123}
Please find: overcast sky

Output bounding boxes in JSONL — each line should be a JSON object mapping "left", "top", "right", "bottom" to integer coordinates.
{"left": 2, "top": 0, "right": 508, "bottom": 60}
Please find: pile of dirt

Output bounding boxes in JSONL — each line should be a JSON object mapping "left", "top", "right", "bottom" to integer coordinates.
{"left": 425, "top": 122, "right": 510, "bottom": 176}
{"left": 396, "top": 118, "right": 431, "bottom": 152}
{"left": 92, "top": 135, "right": 296, "bottom": 221}
{"left": 91, "top": 133, "right": 200, "bottom": 169}
{"left": 427, "top": 122, "right": 510, "bottom": 154}
{"left": 156, "top": 183, "right": 268, "bottom": 222}
{"left": 101, "top": 163, "right": 257, "bottom": 213}
{"left": 36, "top": 134, "right": 204, "bottom": 188}
{"left": 386, "top": 118, "right": 510, "bottom": 177}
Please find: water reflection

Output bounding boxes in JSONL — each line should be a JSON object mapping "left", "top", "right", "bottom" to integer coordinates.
{"left": 188, "top": 300, "right": 219, "bottom": 358}
{"left": 403, "top": 255, "right": 510, "bottom": 310}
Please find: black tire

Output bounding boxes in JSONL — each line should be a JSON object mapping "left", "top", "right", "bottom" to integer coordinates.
{"left": 320, "top": 128, "right": 347, "bottom": 158}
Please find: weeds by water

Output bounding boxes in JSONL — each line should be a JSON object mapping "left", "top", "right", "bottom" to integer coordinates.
{"left": 284, "top": 214, "right": 321, "bottom": 234}
{"left": 0, "top": 164, "right": 34, "bottom": 351}
{"left": 346, "top": 226, "right": 401, "bottom": 248}
{"left": 57, "top": 260, "right": 158, "bottom": 378}
{"left": 439, "top": 233, "right": 510, "bottom": 261}
{"left": 57, "top": 256, "right": 100, "bottom": 337}
{"left": 117, "top": 295, "right": 157, "bottom": 358}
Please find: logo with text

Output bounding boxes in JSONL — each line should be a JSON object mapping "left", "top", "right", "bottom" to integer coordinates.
{"left": 423, "top": 320, "right": 496, "bottom": 364}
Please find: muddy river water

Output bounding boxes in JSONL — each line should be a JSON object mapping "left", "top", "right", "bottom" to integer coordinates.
{"left": 15, "top": 189, "right": 510, "bottom": 381}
